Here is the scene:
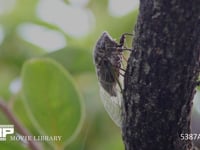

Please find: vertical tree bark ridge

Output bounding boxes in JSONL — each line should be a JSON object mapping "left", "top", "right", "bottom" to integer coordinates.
{"left": 122, "top": 0, "right": 200, "bottom": 150}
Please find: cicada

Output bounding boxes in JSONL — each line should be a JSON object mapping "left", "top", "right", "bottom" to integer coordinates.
{"left": 93, "top": 31, "right": 132, "bottom": 127}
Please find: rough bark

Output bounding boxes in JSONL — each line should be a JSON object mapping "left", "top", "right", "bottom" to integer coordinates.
{"left": 122, "top": 0, "right": 200, "bottom": 150}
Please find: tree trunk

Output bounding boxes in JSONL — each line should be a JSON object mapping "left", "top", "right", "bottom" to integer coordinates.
{"left": 122, "top": 0, "right": 200, "bottom": 150}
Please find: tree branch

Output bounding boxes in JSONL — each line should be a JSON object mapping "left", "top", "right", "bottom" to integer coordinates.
{"left": 0, "top": 99, "right": 42, "bottom": 150}
{"left": 122, "top": 0, "right": 200, "bottom": 150}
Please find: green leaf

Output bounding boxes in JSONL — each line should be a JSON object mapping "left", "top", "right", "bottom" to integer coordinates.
{"left": 13, "top": 97, "right": 40, "bottom": 136}
{"left": 21, "top": 58, "right": 85, "bottom": 149}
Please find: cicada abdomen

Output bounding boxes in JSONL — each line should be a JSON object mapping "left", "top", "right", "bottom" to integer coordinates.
{"left": 93, "top": 31, "right": 132, "bottom": 127}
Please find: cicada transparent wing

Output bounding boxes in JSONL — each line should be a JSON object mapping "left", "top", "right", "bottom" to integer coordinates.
{"left": 99, "top": 75, "right": 123, "bottom": 127}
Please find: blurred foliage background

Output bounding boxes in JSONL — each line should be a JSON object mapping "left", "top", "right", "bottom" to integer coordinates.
{"left": 0, "top": 0, "right": 138, "bottom": 149}
{"left": 0, "top": 0, "right": 200, "bottom": 150}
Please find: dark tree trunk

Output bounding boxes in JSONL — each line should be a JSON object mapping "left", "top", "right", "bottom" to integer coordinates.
{"left": 122, "top": 0, "right": 200, "bottom": 150}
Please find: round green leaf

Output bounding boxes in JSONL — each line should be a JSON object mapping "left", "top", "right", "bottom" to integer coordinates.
{"left": 21, "top": 58, "right": 84, "bottom": 148}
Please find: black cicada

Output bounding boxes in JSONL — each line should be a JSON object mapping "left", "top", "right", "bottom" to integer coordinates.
{"left": 93, "top": 31, "right": 132, "bottom": 127}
